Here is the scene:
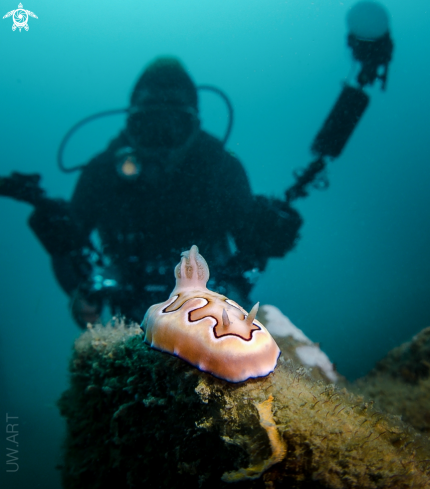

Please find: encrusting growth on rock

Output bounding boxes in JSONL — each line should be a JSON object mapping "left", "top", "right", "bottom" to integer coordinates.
{"left": 222, "top": 395, "right": 287, "bottom": 482}
{"left": 58, "top": 320, "right": 430, "bottom": 488}
{"left": 255, "top": 395, "right": 287, "bottom": 468}
{"left": 353, "top": 326, "right": 430, "bottom": 434}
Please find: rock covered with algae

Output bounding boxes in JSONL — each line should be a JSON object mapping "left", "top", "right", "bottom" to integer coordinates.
{"left": 58, "top": 320, "right": 430, "bottom": 489}
{"left": 353, "top": 326, "right": 430, "bottom": 435}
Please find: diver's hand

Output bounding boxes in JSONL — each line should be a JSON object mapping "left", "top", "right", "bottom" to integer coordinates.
{"left": 0, "top": 172, "right": 46, "bottom": 205}
{"left": 70, "top": 289, "right": 102, "bottom": 329}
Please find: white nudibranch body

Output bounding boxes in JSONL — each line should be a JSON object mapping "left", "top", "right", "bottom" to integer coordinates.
{"left": 141, "top": 245, "right": 280, "bottom": 382}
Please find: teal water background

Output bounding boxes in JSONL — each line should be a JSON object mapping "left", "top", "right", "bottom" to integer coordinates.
{"left": 1, "top": 1, "right": 429, "bottom": 487}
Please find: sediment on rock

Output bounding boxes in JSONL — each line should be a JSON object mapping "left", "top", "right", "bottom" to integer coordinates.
{"left": 58, "top": 321, "right": 430, "bottom": 489}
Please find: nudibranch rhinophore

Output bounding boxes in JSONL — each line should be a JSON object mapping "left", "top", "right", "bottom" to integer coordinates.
{"left": 141, "top": 245, "right": 280, "bottom": 383}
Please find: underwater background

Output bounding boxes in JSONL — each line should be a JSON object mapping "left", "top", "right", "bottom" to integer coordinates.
{"left": 0, "top": 0, "right": 429, "bottom": 487}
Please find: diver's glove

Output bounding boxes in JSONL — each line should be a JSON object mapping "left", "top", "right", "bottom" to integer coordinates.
{"left": 0, "top": 171, "right": 88, "bottom": 257}
{"left": 0, "top": 172, "right": 46, "bottom": 205}
{"left": 251, "top": 195, "right": 303, "bottom": 258}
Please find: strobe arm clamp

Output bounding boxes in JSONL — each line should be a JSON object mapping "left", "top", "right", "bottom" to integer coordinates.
{"left": 286, "top": 157, "right": 326, "bottom": 203}
{"left": 348, "top": 31, "right": 393, "bottom": 90}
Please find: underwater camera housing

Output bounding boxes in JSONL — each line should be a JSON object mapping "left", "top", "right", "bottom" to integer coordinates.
{"left": 286, "top": 1, "right": 394, "bottom": 203}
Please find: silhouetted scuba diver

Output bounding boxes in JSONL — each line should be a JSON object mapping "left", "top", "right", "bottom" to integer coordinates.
{"left": 0, "top": 2, "right": 394, "bottom": 328}
{"left": 2, "top": 58, "right": 302, "bottom": 326}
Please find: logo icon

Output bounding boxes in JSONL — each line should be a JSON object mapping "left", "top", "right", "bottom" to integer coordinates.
{"left": 3, "top": 3, "right": 38, "bottom": 31}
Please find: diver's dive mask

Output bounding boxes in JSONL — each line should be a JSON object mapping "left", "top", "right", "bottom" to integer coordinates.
{"left": 57, "top": 85, "right": 232, "bottom": 174}
{"left": 125, "top": 104, "right": 200, "bottom": 158}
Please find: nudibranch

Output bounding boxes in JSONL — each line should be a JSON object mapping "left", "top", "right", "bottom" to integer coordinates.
{"left": 141, "top": 245, "right": 280, "bottom": 383}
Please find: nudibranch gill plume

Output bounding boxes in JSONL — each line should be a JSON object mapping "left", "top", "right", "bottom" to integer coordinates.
{"left": 141, "top": 245, "right": 280, "bottom": 383}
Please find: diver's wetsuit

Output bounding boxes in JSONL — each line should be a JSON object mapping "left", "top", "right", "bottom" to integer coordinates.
{"left": 33, "top": 129, "right": 302, "bottom": 323}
